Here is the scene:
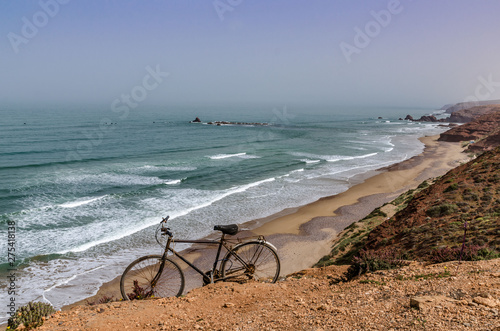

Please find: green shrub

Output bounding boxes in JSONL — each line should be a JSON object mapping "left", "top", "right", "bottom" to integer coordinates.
{"left": 417, "top": 181, "right": 429, "bottom": 189}
{"left": 7, "top": 301, "right": 56, "bottom": 330}
{"left": 426, "top": 204, "right": 458, "bottom": 217}
{"left": 444, "top": 183, "right": 458, "bottom": 193}
{"left": 365, "top": 208, "right": 387, "bottom": 219}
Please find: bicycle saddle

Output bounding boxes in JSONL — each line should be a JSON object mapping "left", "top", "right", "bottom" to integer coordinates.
{"left": 214, "top": 224, "right": 239, "bottom": 236}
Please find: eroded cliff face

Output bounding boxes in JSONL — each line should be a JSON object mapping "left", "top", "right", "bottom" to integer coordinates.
{"left": 439, "top": 110, "right": 500, "bottom": 152}
{"left": 447, "top": 105, "right": 500, "bottom": 123}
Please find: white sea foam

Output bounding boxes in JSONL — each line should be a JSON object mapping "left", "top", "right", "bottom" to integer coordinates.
{"left": 208, "top": 152, "right": 247, "bottom": 159}
{"left": 292, "top": 151, "right": 377, "bottom": 162}
{"left": 300, "top": 159, "right": 320, "bottom": 164}
{"left": 56, "top": 177, "right": 276, "bottom": 254}
{"left": 59, "top": 196, "right": 106, "bottom": 208}
{"left": 325, "top": 152, "right": 378, "bottom": 162}
{"left": 42, "top": 264, "right": 107, "bottom": 305}
{"left": 137, "top": 165, "right": 197, "bottom": 172}
{"left": 208, "top": 152, "right": 260, "bottom": 160}
{"left": 164, "top": 179, "right": 184, "bottom": 185}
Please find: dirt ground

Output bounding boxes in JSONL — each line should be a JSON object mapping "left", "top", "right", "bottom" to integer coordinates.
{"left": 38, "top": 258, "right": 500, "bottom": 330}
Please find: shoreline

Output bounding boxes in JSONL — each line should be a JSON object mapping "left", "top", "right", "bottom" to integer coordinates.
{"left": 61, "top": 134, "right": 469, "bottom": 310}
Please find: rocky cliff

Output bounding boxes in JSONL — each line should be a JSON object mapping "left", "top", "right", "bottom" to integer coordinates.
{"left": 439, "top": 110, "right": 500, "bottom": 151}
{"left": 447, "top": 104, "right": 500, "bottom": 123}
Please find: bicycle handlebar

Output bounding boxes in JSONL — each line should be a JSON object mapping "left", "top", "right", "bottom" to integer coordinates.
{"left": 160, "top": 216, "right": 173, "bottom": 237}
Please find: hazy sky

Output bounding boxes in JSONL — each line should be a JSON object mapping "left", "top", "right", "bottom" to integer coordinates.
{"left": 1, "top": 0, "right": 500, "bottom": 109}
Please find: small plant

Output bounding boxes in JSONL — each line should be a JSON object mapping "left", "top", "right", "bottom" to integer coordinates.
{"left": 127, "top": 280, "right": 154, "bottom": 300}
{"left": 443, "top": 183, "right": 458, "bottom": 193}
{"left": 343, "top": 249, "right": 407, "bottom": 280}
{"left": 426, "top": 204, "right": 458, "bottom": 217}
{"left": 87, "top": 295, "right": 115, "bottom": 306}
{"left": 7, "top": 301, "right": 56, "bottom": 330}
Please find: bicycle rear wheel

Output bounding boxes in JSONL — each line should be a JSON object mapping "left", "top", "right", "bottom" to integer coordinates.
{"left": 220, "top": 242, "right": 280, "bottom": 283}
{"left": 120, "top": 255, "right": 185, "bottom": 300}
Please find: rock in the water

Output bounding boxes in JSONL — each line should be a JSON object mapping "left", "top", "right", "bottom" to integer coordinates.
{"left": 404, "top": 115, "right": 414, "bottom": 121}
{"left": 191, "top": 117, "right": 202, "bottom": 123}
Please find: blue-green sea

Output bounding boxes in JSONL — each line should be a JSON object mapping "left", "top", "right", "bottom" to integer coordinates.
{"left": 0, "top": 105, "right": 446, "bottom": 321}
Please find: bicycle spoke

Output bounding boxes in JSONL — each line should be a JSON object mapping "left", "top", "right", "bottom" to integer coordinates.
{"left": 120, "top": 255, "right": 184, "bottom": 300}
{"left": 221, "top": 242, "right": 280, "bottom": 283}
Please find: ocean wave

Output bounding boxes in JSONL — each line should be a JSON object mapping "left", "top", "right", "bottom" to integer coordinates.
{"left": 207, "top": 152, "right": 250, "bottom": 160}
{"left": 164, "top": 179, "right": 184, "bottom": 185}
{"left": 57, "top": 177, "right": 276, "bottom": 254}
{"left": 135, "top": 165, "right": 197, "bottom": 172}
{"left": 326, "top": 152, "right": 378, "bottom": 162}
{"left": 300, "top": 159, "right": 320, "bottom": 164}
{"left": 59, "top": 196, "right": 106, "bottom": 209}
{"left": 57, "top": 219, "right": 156, "bottom": 254}
{"left": 56, "top": 173, "right": 166, "bottom": 188}
{"left": 292, "top": 151, "right": 378, "bottom": 163}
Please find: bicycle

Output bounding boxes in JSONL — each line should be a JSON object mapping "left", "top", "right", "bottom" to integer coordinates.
{"left": 120, "top": 216, "right": 281, "bottom": 300}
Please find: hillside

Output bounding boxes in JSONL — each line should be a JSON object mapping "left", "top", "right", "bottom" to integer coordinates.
{"left": 364, "top": 146, "right": 500, "bottom": 259}
{"left": 317, "top": 146, "right": 500, "bottom": 270}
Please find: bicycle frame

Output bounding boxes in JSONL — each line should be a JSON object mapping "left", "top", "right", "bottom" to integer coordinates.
{"left": 161, "top": 233, "right": 251, "bottom": 285}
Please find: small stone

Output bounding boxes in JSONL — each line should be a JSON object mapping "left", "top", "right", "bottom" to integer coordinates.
{"left": 223, "top": 302, "right": 235, "bottom": 308}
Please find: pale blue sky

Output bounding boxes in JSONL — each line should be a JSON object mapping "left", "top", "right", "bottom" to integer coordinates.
{"left": 1, "top": 0, "right": 500, "bottom": 110}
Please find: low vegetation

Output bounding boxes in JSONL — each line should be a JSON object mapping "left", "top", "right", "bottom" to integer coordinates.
{"left": 7, "top": 301, "right": 56, "bottom": 330}
{"left": 317, "top": 146, "right": 500, "bottom": 282}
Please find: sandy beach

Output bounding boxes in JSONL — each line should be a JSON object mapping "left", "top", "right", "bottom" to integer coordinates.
{"left": 69, "top": 134, "right": 469, "bottom": 308}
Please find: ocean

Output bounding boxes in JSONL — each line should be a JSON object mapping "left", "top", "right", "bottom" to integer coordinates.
{"left": 0, "top": 105, "right": 447, "bottom": 322}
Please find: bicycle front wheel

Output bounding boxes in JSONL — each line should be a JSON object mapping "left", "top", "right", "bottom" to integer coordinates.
{"left": 120, "top": 255, "right": 185, "bottom": 300}
{"left": 221, "top": 242, "right": 280, "bottom": 283}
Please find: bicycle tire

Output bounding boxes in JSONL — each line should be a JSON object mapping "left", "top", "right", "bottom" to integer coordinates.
{"left": 220, "top": 242, "right": 280, "bottom": 283}
{"left": 120, "top": 255, "right": 185, "bottom": 300}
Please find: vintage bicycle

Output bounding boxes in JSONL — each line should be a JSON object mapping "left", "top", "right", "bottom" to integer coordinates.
{"left": 120, "top": 216, "right": 281, "bottom": 300}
